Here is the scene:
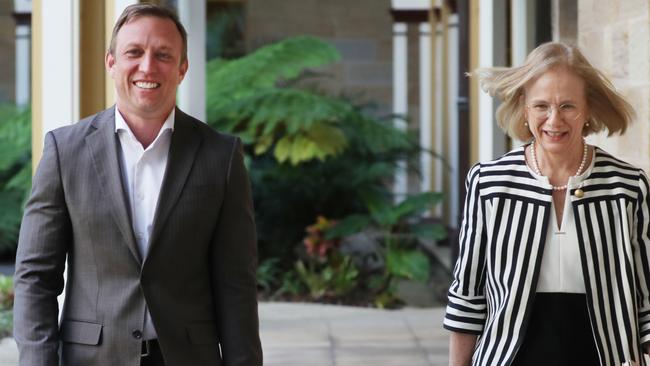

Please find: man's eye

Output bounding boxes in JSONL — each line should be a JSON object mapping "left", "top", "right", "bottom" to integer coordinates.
{"left": 157, "top": 53, "right": 171, "bottom": 60}
{"left": 126, "top": 49, "right": 142, "bottom": 57}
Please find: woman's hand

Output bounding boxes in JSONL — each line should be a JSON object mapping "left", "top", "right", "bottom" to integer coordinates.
{"left": 449, "top": 331, "right": 477, "bottom": 366}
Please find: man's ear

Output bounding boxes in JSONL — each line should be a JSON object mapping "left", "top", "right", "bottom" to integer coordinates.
{"left": 105, "top": 52, "right": 115, "bottom": 77}
{"left": 178, "top": 59, "right": 189, "bottom": 83}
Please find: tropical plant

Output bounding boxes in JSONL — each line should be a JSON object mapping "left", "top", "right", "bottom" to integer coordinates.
{"left": 249, "top": 102, "right": 420, "bottom": 261}
{"left": 256, "top": 257, "right": 282, "bottom": 293}
{"left": 0, "top": 105, "right": 31, "bottom": 254}
{"left": 327, "top": 191, "right": 447, "bottom": 244}
{"left": 295, "top": 255, "right": 358, "bottom": 300}
{"left": 205, "top": 36, "right": 420, "bottom": 262}
{"left": 294, "top": 216, "right": 358, "bottom": 299}
{"left": 326, "top": 191, "right": 447, "bottom": 307}
{"left": 207, "top": 36, "right": 353, "bottom": 165}
{"left": 205, "top": 36, "right": 445, "bottom": 307}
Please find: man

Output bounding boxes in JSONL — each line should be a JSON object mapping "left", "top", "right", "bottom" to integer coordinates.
{"left": 13, "top": 4, "right": 262, "bottom": 366}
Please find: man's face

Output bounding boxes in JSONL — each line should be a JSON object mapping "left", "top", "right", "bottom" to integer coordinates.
{"left": 105, "top": 16, "right": 188, "bottom": 120}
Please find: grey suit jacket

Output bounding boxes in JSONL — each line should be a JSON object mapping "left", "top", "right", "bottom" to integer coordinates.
{"left": 13, "top": 107, "right": 263, "bottom": 366}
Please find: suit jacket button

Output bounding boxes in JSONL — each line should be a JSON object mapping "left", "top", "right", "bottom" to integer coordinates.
{"left": 132, "top": 330, "right": 143, "bottom": 339}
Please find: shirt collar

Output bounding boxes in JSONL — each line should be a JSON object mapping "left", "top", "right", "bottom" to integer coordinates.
{"left": 114, "top": 106, "right": 175, "bottom": 138}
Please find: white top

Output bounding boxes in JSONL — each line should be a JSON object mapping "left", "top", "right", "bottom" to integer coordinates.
{"left": 529, "top": 148, "right": 596, "bottom": 293}
{"left": 115, "top": 107, "right": 174, "bottom": 339}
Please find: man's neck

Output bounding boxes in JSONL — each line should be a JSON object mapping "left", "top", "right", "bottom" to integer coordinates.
{"left": 117, "top": 106, "right": 172, "bottom": 149}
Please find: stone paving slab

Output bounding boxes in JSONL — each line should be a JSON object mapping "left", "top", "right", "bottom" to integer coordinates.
{"left": 0, "top": 302, "right": 449, "bottom": 366}
{"left": 260, "top": 302, "right": 448, "bottom": 366}
{"left": 0, "top": 337, "right": 17, "bottom": 365}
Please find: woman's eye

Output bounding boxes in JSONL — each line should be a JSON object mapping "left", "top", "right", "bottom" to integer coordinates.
{"left": 533, "top": 104, "right": 549, "bottom": 111}
{"left": 560, "top": 104, "right": 576, "bottom": 110}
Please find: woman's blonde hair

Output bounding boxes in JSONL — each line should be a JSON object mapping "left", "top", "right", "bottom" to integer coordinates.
{"left": 474, "top": 42, "right": 635, "bottom": 141}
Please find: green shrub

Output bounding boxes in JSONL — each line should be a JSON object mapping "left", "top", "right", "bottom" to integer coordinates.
{"left": 0, "top": 105, "right": 31, "bottom": 255}
{"left": 0, "top": 275, "right": 13, "bottom": 338}
{"left": 206, "top": 36, "right": 420, "bottom": 262}
{"left": 326, "top": 192, "right": 447, "bottom": 308}
{"left": 207, "top": 36, "right": 446, "bottom": 306}
{"left": 293, "top": 216, "right": 358, "bottom": 299}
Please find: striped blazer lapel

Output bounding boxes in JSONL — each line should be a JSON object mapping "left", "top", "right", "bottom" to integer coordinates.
{"left": 472, "top": 148, "right": 554, "bottom": 365}
{"left": 572, "top": 148, "right": 647, "bottom": 365}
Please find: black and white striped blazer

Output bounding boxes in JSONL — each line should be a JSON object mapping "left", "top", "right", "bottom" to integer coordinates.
{"left": 444, "top": 146, "right": 650, "bottom": 366}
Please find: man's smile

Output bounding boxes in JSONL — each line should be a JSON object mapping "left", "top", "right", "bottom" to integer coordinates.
{"left": 134, "top": 81, "right": 160, "bottom": 89}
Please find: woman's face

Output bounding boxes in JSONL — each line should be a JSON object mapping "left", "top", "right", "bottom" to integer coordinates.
{"left": 523, "top": 66, "right": 590, "bottom": 156}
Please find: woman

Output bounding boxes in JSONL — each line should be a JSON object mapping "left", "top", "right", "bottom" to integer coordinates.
{"left": 444, "top": 42, "right": 650, "bottom": 366}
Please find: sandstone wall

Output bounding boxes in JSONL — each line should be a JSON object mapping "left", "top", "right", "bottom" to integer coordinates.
{"left": 579, "top": 0, "right": 650, "bottom": 172}
{"left": 245, "top": 0, "right": 402, "bottom": 114}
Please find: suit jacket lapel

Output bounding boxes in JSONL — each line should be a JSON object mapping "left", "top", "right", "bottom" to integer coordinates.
{"left": 146, "top": 108, "right": 201, "bottom": 261}
{"left": 85, "top": 107, "right": 142, "bottom": 264}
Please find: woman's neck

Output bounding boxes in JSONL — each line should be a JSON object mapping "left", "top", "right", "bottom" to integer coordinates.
{"left": 530, "top": 140, "right": 588, "bottom": 183}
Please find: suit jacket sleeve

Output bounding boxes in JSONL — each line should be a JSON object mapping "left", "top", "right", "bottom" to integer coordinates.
{"left": 14, "top": 132, "right": 71, "bottom": 365}
{"left": 443, "top": 163, "right": 488, "bottom": 334}
{"left": 211, "top": 137, "right": 263, "bottom": 365}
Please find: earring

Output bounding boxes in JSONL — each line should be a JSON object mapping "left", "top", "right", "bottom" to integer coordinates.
{"left": 585, "top": 121, "right": 590, "bottom": 127}
{"left": 524, "top": 121, "right": 529, "bottom": 127}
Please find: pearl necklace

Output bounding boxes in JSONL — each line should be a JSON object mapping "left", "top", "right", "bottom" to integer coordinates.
{"left": 529, "top": 139, "right": 588, "bottom": 191}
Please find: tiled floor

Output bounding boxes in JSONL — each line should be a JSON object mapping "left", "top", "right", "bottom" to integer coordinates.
{"left": 0, "top": 303, "right": 449, "bottom": 366}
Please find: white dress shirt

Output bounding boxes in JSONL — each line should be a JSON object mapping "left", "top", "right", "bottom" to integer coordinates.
{"left": 532, "top": 150, "right": 595, "bottom": 293}
{"left": 115, "top": 107, "right": 174, "bottom": 339}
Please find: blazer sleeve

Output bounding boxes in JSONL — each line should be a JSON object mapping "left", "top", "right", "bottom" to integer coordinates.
{"left": 634, "top": 169, "right": 650, "bottom": 344}
{"left": 13, "top": 132, "right": 70, "bottom": 365}
{"left": 443, "top": 163, "right": 488, "bottom": 334}
{"left": 210, "top": 137, "right": 263, "bottom": 366}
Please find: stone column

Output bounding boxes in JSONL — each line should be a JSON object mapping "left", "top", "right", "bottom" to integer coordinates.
{"left": 419, "top": 22, "right": 432, "bottom": 195}
{"left": 177, "top": 0, "right": 206, "bottom": 121}
{"left": 393, "top": 22, "right": 408, "bottom": 199}
{"left": 13, "top": 0, "right": 31, "bottom": 108}
{"left": 477, "top": 0, "right": 508, "bottom": 161}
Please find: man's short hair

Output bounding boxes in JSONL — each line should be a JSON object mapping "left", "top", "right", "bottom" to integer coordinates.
{"left": 108, "top": 3, "right": 188, "bottom": 63}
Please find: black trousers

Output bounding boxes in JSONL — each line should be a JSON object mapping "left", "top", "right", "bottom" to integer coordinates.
{"left": 140, "top": 339, "right": 166, "bottom": 366}
{"left": 511, "top": 292, "right": 600, "bottom": 366}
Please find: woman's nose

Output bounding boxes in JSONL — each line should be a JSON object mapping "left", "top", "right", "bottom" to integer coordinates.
{"left": 545, "top": 107, "right": 561, "bottom": 125}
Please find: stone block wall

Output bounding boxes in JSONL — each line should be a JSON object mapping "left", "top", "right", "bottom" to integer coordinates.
{"left": 578, "top": 0, "right": 650, "bottom": 172}
{"left": 245, "top": 0, "right": 401, "bottom": 114}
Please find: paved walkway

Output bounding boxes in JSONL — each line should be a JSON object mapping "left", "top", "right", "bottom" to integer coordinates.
{"left": 0, "top": 303, "right": 449, "bottom": 366}
{"left": 261, "top": 303, "right": 448, "bottom": 366}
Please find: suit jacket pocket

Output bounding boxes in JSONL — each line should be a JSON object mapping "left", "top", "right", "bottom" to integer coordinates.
{"left": 60, "top": 319, "right": 103, "bottom": 345}
{"left": 186, "top": 322, "right": 219, "bottom": 345}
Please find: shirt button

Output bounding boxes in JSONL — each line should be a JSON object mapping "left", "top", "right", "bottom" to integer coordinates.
{"left": 132, "top": 329, "right": 143, "bottom": 339}
{"left": 137, "top": 192, "right": 144, "bottom": 201}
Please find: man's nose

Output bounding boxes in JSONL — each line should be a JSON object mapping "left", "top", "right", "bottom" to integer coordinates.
{"left": 139, "top": 53, "right": 156, "bottom": 73}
